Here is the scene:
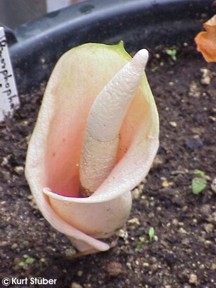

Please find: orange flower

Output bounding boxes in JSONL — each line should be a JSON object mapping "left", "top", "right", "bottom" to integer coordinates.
{"left": 195, "top": 15, "right": 216, "bottom": 62}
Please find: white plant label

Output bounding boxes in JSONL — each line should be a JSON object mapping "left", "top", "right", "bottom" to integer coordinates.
{"left": 0, "top": 27, "right": 19, "bottom": 122}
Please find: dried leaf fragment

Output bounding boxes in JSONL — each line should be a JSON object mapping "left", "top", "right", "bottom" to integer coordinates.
{"left": 195, "top": 15, "right": 216, "bottom": 62}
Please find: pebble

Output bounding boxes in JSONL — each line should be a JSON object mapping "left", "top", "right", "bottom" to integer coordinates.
{"left": 182, "top": 238, "right": 190, "bottom": 245}
{"left": 189, "top": 273, "right": 198, "bottom": 285}
{"left": 185, "top": 135, "right": 203, "bottom": 150}
{"left": 154, "top": 235, "right": 159, "bottom": 242}
{"left": 211, "top": 177, "right": 216, "bottom": 193}
{"left": 169, "top": 121, "right": 177, "bottom": 127}
{"left": 204, "top": 223, "right": 214, "bottom": 233}
{"left": 150, "top": 257, "right": 157, "bottom": 264}
{"left": 132, "top": 188, "right": 142, "bottom": 199}
{"left": 179, "top": 227, "right": 187, "bottom": 234}
{"left": 106, "top": 261, "right": 123, "bottom": 276}
{"left": 71, "top": 283, "right": 83, "bottom": 288}
{"left": 200, "top": 68, "right": 212, "bottom": 85}
{"left": 148, "top": 212, "right": 155, "bottom": 218}
{"left": 77, "top": 270, "right": 83, "bottom": 277}
{"left": 126, "top": 262, "right": 132, "bottom": 269}
{"left": 118, "top": 229, "right": 128, "bottom": 240}
{"left": 189, "top": 81, "right": 201, "bottom": 98}
{"left": 172, "top": 219, "right": 179, "bottom": 226}
{"left": 40, "top": 258, "right": 46, "bottom": 263}
{"left": 11, "top": 243, "right": 18, "bottom": 249}
{"left": 14, "top": 166, "right": 24, "bottom": 175}
{"left": 28, "top": 198, "right": 39, "bottom": 210}
{"left": 0, "top": 241, "right": 8, "bottom": 247}
{"left": 210, "top": 212, "right": 216, "bottom": 223}
{"left": 200, "top": 204, "right": 211, "bottom": 217}
{"left": 128, "top": 217, "right": 140, "bottom": 225}
{"left": 65, "top": 247, "right": 76, "bottom": 258}
{"left": 1, "top": 156, "right": 9, "bottom": 166}
{"left": 192, "top": 218, "right": 197, "bottom": 224}
{"left": 161, "top": 178, "right": 173, "bottom": 188}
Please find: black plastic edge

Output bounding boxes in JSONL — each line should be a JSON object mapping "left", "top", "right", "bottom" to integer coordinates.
{"left": 9, "top": 0, "right": 215, "bottom": 93}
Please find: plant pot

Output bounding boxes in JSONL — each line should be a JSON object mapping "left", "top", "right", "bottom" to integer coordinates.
{"left": 8, "top": 0, "right": 214, "bottom": 93}
{"left": 2, "top": 1, "right": 216, "bottom": 287}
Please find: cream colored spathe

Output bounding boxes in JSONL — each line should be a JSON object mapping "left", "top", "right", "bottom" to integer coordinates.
{"left": 25, "top": 42, "right": 159, "bottom": 254}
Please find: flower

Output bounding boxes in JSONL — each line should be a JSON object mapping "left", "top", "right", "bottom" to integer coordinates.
{"left": 25, "top": 42, "right": 159, "bottom": 255}
{"left": 195, "top": 15, "right": 216, "bottom": 62}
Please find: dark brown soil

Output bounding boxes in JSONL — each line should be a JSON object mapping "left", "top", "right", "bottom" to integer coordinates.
{"left": 0, "top": 44, "right": 216, "bottom": 288}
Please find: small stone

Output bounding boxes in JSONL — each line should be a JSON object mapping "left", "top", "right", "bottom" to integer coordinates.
{"left": 0, "top": 241, "right": 8, "bottom": 247}
{"left": 200, "top": 68, "right": 212, "bottom": 85}
{"left": 11, "top": 243, "right": 18, "bottom": 249}
{"left": 211, "top": 177, "right": 216, "bottom": 193}
{"left": 77, "top": 270, "right": 83, "bottom": 277}
{"left": 210, "top": 212, "right": 216, "bottom": 223}
{"left": 148, "top": 212, "right": 155, "bottom": 218}
{"left": 200, "top": 204, "right": 211, "bottom": 217}
{"left": 182, "top": 206, "right": 188, "bottom": 212}
{"left": 126, "top": 262, "right": 132, "bottom": 269}
{"left": 192, "top": 218, "right": 197, "bottom": 224}
{"left": 182, "top": 238, "right": 190, "bottom": 245}
{"left": 150, "top": 257, "right": 157, "bottom": 264}
{"left": 14, "top": 166, "right": 24, "bottom": 175}
{"left": 205, "top": 240, "right": 211, "bottom": 247}
{"left": 106, "top": 261, "right": 123, "bottom": 276}
{"left": 1, "top": 155, "right": 10, "bottom": 166}
{"left": 209, "top": 116, "right": 216, "bottom": 122}
{"left": 204, "top": 223, "right": 214, "bottom": 233}
{"left": 189, "top": 273, "right": 198, "bottom": 285}
{"left": 118, "top": 229, "right": 128, "bottom": 240}
{"left": 161, "top": 178, "right": 173, "bottom": 188}
{"left": 185, "top": 135, "right": 203, "bottom": 150}
{"left": 128, "top": 217, "right": 140, "bottom": 225}
{"left": 172, "top": 219, "right": 179, "bottom": 226}
{"left": 169, "top": 121, "right": 177, "bottom": 127}
{"left": 154, "top": 235, "right": 159, "bottom": 241}
{"left": 71, "top": 283, "right": 83, "bottom": 288}
{"left": 29, "top": 198, "right": 39, "bottom": 210}
{"left": 65, "top": 247, "right": 76, "bottom": 258}
{"left": 179, "top": 227, "right": 187, "bottom": 234}
{"left": 189, "top": 81, "right": 201, "bottom": 98}
{"left": 132, "top": 188, "right": 142, "bottom": 199}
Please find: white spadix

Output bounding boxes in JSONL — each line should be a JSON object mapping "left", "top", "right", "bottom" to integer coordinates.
{"left": 80, "top": 49, "right": 149, "bottom": 196}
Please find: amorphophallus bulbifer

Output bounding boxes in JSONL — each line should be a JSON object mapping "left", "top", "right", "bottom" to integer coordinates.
{"left": 25, "top": 42, "right": 159, "bottom": 255}
{"left": 195, "top": 15, "right": 216, "bottom": 62}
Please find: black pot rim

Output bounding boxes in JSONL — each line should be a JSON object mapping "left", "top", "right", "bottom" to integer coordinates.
{"left": 7, "top": 0, "right": 215, "bottom": 93}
